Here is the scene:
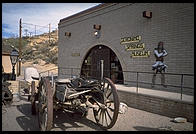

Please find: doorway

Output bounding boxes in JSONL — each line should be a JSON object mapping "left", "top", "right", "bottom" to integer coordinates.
{"left": 81, "top": 45, "right": 124, "bottom": 84}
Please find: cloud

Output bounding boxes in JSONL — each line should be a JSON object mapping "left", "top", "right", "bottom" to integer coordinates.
{"left": 2, "top": 3, "right": 100, "bottom": 38}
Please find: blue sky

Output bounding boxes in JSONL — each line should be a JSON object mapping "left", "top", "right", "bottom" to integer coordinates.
{"left": 2, "top": 3, "right": 100, "bottom": 38}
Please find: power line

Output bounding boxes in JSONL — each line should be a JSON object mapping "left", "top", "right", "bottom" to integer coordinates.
{"left": 22, "top": 22, "right": 49, "bottom": 29}
{"left": 23, "top": 22, "right": 57, "bottom": 31}
{"left": 36, "top": 26, "right": 48, "bottom": 32}
{"left": 21, "top": 21, "right": 58, "bottom": 38}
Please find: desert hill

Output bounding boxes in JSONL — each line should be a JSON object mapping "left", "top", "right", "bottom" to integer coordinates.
{"left": 2, "top": 30, "right": 58, "bottom": 73}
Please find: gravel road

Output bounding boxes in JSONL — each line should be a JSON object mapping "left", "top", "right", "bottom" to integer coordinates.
{"left": 2, "top": 95, "right": 193, "bottom": 131}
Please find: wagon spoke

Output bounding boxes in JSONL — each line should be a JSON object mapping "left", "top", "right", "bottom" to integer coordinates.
{"left": 93, "top": 77, "right": 119, "bottom": 129}
{"left": 94, "top": 108, "right": 101, "bottom": 122}
{"left": 96, "top": 108, "right": 101, "bottom": 118}
{"left": 106, "top": 109, "right": 112, "bottom": 121}
{"left": 97, "top": 107, "right": 101, "bottom": 113}
{"left": 106, "top": 100, "right": 114, "bottom": 103}
{"left": 106, "top": 90, "right": 112, "bottom": 99}
{"left": 101, "top": 110, "right": 104, "bottom": 125}
{"left": 106, "top": 83, "right": 110, "bottom": 89}
{"left": 104, "top": 112, "right": 108, "bottom": 127}
{"left": 108, "top": 107, "right": 115, "bottom": 112}
{"left": 98, "top": 109, "right": 102, "bottom": 123}
{"left": 104, "top": 83, "right": 110, "bottom": 96}
{"left": 93, "top": 98, "right": 103, "bottom": 107}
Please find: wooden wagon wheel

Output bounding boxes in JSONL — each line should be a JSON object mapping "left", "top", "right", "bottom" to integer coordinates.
{"left": 2, "top": 87, "right": 13, "bottom": 103}
{"left": 31, "top": 81, "right": 36, "bottom": 115}
{"left": 37, "top": 78, "right": 53, "bottom": 131}
{"left": 93, "top": 77, "right": 119, "bottom": 129}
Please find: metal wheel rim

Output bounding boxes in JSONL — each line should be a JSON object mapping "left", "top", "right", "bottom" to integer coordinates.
{"left": 93, "top": 77, "right": 119, "bottom": 129}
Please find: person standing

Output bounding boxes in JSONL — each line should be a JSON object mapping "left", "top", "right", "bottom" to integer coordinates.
{"left": 152, "top": 41, "right": 168, "bottom": 88}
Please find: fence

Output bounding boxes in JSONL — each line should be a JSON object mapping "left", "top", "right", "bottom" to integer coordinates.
{"left": 39, "top": 67, "right": 194, "bottom": 101}
{"left": 39, "top": 67, "right": 58, "bottom": 77}
{"left": 123, "top": 71, "right": 194, "bottom": 99}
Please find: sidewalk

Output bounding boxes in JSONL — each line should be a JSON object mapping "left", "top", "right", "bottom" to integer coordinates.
{"left": 115, "top": 84, "right": 194, "bottom": 103}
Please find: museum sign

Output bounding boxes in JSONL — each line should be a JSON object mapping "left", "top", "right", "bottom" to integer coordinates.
{"left": 120, "top": 35, "right": 150, "bottom": 57}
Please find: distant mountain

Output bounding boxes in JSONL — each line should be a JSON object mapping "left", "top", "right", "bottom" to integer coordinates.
{"left": 2, "top": 30, "right": 58, "bottom": 65}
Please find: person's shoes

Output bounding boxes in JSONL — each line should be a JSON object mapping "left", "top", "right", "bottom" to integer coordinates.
{"left": 151, "top": 84, "right": 154, "bottom": 88}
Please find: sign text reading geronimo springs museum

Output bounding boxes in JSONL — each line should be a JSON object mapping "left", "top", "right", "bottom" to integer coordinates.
{"left": 120, "top": 35, "right": 150, "bottom": 57}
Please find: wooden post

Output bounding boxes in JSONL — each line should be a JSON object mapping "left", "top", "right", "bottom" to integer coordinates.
{"left": 31, "top": 81, "right": 36, "bottom": 115}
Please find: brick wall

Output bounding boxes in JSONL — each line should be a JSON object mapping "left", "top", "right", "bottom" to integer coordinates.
{"left": 58, "top": 3, "right": 194, "bottom": 90}
{"left": 117, "top": 89, "right": 194, "bottom": 122}
{"left": 58, "top": 4, "right": 194, "bottom": 121}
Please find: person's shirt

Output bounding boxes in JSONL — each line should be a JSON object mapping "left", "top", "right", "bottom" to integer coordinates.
{"left": 162, "top": 50, "right": 168, "bottom": 57}
{"left": 154, "top": 49, "right": 167, "bottom": 57}
{"left": 154, "top": 49, "right": 167, "bottom": 62}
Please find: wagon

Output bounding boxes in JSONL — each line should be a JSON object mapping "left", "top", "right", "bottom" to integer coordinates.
{"left": 31, "top": 76, "right": 120, "bottom": 131}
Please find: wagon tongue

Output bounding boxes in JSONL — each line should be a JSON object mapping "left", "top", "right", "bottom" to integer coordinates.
{"left": 67, "top": 90, "right": 92, "bottom": 99}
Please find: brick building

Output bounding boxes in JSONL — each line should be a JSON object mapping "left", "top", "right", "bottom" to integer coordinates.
{"left": 58, "top": 3, "right": 194, "bottom": 91}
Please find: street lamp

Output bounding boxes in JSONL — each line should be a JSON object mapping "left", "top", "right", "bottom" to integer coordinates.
{"left": 10, "top": 49, "right": 19, "bottom": 80}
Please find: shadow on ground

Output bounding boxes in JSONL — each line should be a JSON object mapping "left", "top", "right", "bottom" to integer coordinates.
{"left": 19, "top": 95, "right": 30, "bottom": 102}
{"left": 52, "top": 110, "right": 106, "bottom": 131}
{"left": 15, "top": 96, "right": 105, "bottom": 131}
{"left": 16, "top": 102, "right": 39, "bottom": 131}
{"left": 133, "top": 126, "right": 173, "bottom": 131}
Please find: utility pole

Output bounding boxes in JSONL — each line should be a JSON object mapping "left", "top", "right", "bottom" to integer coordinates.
{"left": 49, "top": 23, "right": 51, "bottom": 43}
{"left": 56, "top": 28, "right": 58, "bottom": 40}
{"left": 18, "top": 18, "right": 22, "bottom": 76}
{"left": 35, "top": 25, "right": 36, "bottom": 37}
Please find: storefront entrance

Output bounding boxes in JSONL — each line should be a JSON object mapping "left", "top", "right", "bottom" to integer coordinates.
{"left": 81, "top": 45, "right": 124, "bottom": 84}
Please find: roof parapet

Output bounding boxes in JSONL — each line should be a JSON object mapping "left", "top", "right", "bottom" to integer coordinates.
{"left": 59, "top": 3, "right": 116, "bottom": 25}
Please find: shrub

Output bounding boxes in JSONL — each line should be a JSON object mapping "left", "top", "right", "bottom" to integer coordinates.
{"left": 33, "top": 60, "right": 39, "bottom": 64}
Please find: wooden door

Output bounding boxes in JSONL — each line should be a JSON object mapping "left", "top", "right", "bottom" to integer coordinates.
{"left": 91, "top": 46, "right": 110, "bottom": 80}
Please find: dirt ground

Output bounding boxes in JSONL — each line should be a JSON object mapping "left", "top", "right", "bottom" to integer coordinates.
{"left": 21, "top": 59, "right": 57, "bottom": 74}
{"left": 2, "top": 95, "right": 193, "bottom": 131}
